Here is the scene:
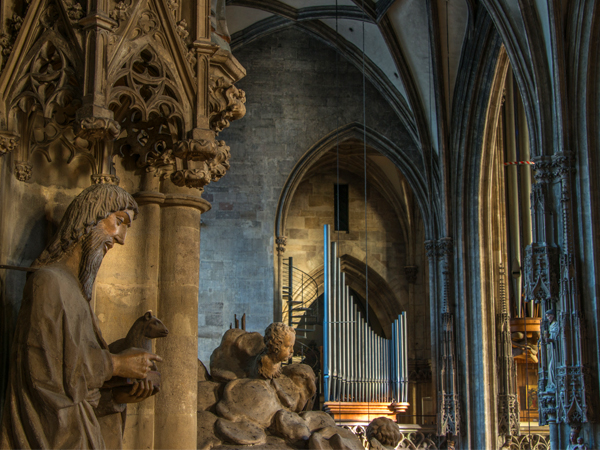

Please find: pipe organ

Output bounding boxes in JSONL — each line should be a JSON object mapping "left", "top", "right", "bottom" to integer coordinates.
{"left": 322, "top": 225, "right": 409, "bottom": 422}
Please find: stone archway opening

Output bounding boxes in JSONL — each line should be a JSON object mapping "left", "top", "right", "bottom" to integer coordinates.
{"left": 274, "top": 129, "right": 431, "bottom": 421}
{"left": 478, "top": 46, "right": 542, "bottom": 431}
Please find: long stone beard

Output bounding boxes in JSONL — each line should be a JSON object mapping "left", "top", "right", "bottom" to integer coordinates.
{"left": 79, "top": 228, "right": 108, "bottom": 302}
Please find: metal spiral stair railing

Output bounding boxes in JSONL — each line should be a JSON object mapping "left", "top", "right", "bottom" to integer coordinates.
{"left": 282, "top": 257, "right": 319, "bottom": 338}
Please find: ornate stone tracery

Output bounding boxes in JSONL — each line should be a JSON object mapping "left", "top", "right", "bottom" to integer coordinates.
{"left": 522, "top": 153, "right": 594, "bottom": 430}
{"left": 0, "top": 0, "right": 245, "bottom": 187}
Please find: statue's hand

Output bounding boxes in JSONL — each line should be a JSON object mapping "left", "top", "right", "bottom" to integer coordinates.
{"left": 111, "top": 347, "right": 163, "bottom": 379}
{"left": 113, "top": 379, "right": 158, "bottom": 404}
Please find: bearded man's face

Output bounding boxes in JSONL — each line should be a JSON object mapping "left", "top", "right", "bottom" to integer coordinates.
{"left": 79, "top": 210, "right": 133, "bottom": 301}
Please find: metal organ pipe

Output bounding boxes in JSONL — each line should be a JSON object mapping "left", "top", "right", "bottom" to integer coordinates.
{"left": 322, "top": 225, "right": 409, "bottom": 405}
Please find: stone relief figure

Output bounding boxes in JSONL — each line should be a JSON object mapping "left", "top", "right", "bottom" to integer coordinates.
{"left": 544, "top": 309, "right": 560, "bottom": 393}
{"left": 199, "top": 322, "right": 362, "bottom": 450}
{"left": 0, "top": 184, "right": 163, "bottom": 450}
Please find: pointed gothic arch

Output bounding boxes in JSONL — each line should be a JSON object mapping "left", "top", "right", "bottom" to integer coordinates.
{"left": 293, "top": 254, "right": 407, "bottom": 340}
{"left": 274, "top": 121, "right": 431, "bottom": 242}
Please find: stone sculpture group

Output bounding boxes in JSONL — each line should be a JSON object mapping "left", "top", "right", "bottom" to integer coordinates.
{"left": 0, "top": 183, "right": 403, "bottom": 450}
{"left": 197, "top": 322, "right": 365, "bottom": 450}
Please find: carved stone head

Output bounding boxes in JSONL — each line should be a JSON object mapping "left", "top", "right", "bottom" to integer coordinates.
{"left": 32, "top": 184, "right": 138, "bottom": 300}
{"left": 32, "top": 184, "right": 138, "bottom": 268}
{"left": 366, "top": 417, "right": 401, "bottom": 449}
{"left": 264, "top": 322, "right": 295, "bottom": 363}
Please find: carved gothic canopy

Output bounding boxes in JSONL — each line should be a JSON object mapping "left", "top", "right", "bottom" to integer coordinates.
{"left": 0, "top": 0, "right": 246, "bottom": 189}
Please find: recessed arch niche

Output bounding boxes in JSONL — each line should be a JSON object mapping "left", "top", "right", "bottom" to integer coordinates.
{"left": 273, "top": 122, "right": 432, "bottom": 418}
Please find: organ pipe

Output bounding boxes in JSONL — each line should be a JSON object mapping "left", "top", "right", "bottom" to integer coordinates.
{"left": 323, "top": 225, "right": 408, "bottom": 404}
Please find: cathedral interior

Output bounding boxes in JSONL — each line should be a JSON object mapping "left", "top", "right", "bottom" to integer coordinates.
{"left": 0, "top": 0, "right": 599, "bottom": 449}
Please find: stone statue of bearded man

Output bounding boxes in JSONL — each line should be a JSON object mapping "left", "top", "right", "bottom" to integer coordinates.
{"left": 1, "top": 184, "right": 162, "bottom": 450}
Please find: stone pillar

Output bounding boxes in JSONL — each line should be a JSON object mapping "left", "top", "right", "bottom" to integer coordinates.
{"left": 153, "top": 180, "right": 210, "bottom": 449}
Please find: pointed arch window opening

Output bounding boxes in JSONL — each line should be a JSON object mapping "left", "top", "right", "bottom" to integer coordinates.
{"left": 500, "top": 65, "right": 540, "bottom": 428}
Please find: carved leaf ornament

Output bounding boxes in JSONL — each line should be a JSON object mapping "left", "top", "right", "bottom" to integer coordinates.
{"left": 209, "top": 76, "right": 246, "bottom": 133}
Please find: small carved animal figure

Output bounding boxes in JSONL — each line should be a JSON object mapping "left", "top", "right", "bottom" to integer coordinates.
{"left": 109, "top": 311, "right": 169, "bottom": 370}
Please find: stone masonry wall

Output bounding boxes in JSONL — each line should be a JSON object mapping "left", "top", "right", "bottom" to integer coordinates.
{"left": 285, "top": 169, "right": 407, "bottom": 306}
{"left": 197, "top": 25, "right": 419, "bottom": 364}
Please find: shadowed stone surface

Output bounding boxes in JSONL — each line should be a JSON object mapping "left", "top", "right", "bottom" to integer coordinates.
{"left": 215, "top": 378, "right": 281, "bottom": 428}
{"left": 307, "top": 426, "right": 365, "bottom": 450}
{"left": 215, "top": 417, "right": 267, "bottom": 445}
{"left": 270, "top": 410, "right": 311, "bottom": 442}
{"left": 213, "top": 435, "right": 295, "bottom": 450}
{"left": 197, "top": 381, "right": 224, "bottom": 412}
{"left": 300, "top": 411, "right": 336, "bottom": 432}
{"left": 197, "top": 411, "right": 220, "bottom": 450}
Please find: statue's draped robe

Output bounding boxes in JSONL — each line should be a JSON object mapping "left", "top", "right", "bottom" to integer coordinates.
{"left": 546, "top": 319, "right": 560, "bottom": 392}
{"left": 0, "top": 266, "right": 115, "bottom": 449}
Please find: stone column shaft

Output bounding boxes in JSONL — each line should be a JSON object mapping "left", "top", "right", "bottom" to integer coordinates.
{"left": 153, "top": 185, "right": 209, "bottom": 449}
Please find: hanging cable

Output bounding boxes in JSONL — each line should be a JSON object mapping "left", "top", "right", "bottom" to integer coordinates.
{"left": 360, "top": 0, "right": 370, "bottom": 422}
{"left": 335, "top": 0, "right": 340, "bottom": 245}
{"left": 334, "top": 0, "right": 341, "bottom": 424}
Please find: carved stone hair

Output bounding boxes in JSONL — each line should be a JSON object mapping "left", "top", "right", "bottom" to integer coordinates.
{"left": 32, "top": 184, "right": 139, "bottom": 268}
{"left": 264, "top": 322, "right": 295, "bottom": 353}
{"left": 366, "top": 417, "right": 401, "bottom": 448}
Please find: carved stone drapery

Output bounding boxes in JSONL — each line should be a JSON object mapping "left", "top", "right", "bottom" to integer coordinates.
{"left": 0, "top": 0, "right": 245, "bottom": 188}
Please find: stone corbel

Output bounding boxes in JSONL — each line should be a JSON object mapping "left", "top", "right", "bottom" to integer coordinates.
{"left": 171, "top": 138, "right": 230, "bottom": 191}
{"left": 143, "top": 147, "right": 176, "bottom": 180}
{"left": 170, "top": 134, "right": 236, "bottom": 192}
{"left": 424, "top": 240, "right": 437, "bottom": 261}
{"left": 75, "top": 116, "right": 122, "bottom": 185}
{"left": 14, "top": 161, "right": 32, "bottom": 181}
{"left": 76, "top": 116, "right": 120, "bottom": 141}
